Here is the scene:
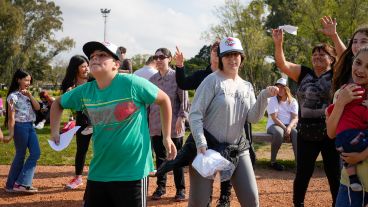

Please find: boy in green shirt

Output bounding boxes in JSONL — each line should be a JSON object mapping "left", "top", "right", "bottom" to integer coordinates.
{"left": 50, "top": 41, "right": 176, "bottom": 207}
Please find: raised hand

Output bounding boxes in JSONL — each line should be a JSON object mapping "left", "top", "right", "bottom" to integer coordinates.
{"left": 320, "top": 16, "right": 337, "bottom": 37}
{"left": 266, "top": 86, "right": 279, "bottom": 97}
{"left": 272, "top": 29, "right": 284, "bottom": 45}
{"left": 173, "top": 46, "right": 184, "bottom": 67}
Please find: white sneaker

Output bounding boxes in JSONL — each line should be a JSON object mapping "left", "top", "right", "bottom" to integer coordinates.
{"left": 350, "top": 183, "right": 363, "bottom": 191}
{"left": 35, "top": 121, "right": 45, "bottom": 129}
{"left": 81, "top": 126, "right": 93, "bottom": 135}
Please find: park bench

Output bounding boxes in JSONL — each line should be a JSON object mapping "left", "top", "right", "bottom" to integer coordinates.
{"left": 252, "top": 132, "right": 272, "bottom": 143}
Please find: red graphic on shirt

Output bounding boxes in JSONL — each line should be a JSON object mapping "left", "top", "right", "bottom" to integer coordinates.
{"left": 114, "top": 101, "right": 138, "bottom": 121}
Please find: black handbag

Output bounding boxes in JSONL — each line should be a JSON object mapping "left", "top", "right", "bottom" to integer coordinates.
{"left": 297, "top": 122, "right": 326, "bottom": 142}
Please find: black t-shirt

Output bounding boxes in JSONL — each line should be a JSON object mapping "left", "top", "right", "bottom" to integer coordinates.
{"left": 297, "top": 66, "right": 333, "bottom": 122}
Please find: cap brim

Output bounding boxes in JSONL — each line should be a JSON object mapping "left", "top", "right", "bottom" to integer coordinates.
{"left": 83, "top": 41, "right": 119, "bottom": 60}
{"left": 219, "top": 49, "right": 244, "bottom": 57}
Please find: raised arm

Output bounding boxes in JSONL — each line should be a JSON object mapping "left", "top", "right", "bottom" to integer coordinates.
{"left": 320, "top": 16, "right": 346, "bottom": 58}
{"left": 154, "top": 89, "right": 177, "bottom": 160}
{"left": 272, "top": 29, "right": 301, "bottom": 82}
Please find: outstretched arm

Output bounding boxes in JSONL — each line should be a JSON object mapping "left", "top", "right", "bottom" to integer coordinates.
{"left": 320, "top": 16, "right": 346, "bottom": 58}
{"left": 272, "top": 29, "right": 301, "bottom": 82}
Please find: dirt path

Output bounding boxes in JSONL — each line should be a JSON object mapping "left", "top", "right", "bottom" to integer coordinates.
{"left": 0, "top": 165, "right": 332, "bottom": 207}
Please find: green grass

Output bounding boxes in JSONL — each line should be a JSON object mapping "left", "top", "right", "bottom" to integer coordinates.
{"left": 0, "top": 111, "right": 93, "bottom": 165}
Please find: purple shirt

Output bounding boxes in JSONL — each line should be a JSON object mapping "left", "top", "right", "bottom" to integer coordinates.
{"left": 149, "top": 68, "right": 188, "bottom": 138}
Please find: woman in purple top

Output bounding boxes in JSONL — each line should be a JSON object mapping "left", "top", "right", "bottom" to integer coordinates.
{"left": 149, "top": 48, "right": 189, "bottom": 202}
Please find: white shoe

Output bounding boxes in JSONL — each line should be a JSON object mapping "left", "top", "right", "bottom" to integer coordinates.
{"left": 81, "top": 126, "right": 93, "bottom": 135}
{"left": 35, "top": 121, "right": 45, "bottom": 129}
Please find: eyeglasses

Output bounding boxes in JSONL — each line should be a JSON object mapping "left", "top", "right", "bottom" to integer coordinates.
{"left": 153, "top": 55, "right": 168, "bottom": 60}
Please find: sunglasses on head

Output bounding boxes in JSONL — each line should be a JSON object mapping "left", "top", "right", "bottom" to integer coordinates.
{"left": 153, "top": 55, "right": 168, "bottom": 60}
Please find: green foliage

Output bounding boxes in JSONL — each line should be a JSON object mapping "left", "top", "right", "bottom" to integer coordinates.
{"left": 0, "top": 0, "right": 75, "bottom": 85}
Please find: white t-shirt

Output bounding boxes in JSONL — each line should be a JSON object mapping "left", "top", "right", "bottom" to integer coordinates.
{"left": 266, "top": 96, "right": 298, "bottom": 130}
{"left": 133, "top": 66, "right": 157, "bottom": 80}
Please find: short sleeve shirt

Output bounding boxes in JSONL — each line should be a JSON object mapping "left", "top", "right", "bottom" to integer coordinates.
{"left": 266, "top": 96, "right": 298, "bottom": 129}
{"left": 7, "top": 91, "right": 36, "bottom": 122}
{"left": 61, "top": 74, "right": 158, "bottom": 182}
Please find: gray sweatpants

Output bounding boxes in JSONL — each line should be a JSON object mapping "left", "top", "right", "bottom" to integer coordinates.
{"left": 267, "top": 124, "right": 297, "bottom": 163}
{"left": 188, "top": 151, "right": 259, "bottom": 207}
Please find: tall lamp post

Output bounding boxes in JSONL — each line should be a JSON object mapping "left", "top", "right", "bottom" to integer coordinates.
{"left": 100, "top": 8, "right": 111, "bottom": 42}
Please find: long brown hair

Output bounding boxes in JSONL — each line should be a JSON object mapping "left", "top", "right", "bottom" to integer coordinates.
{"left": 332, "top": 26, "right": 368, "bottom": 94}
{"left": 276, "top": 85, "right": 295, "bottom": 105}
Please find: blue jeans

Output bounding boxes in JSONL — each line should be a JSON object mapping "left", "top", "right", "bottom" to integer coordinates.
{"left": 6, "top": 122, "right": 40, "bottom": 189}
{"left": 335, "top": 184, "right": 368, "bottom": 207}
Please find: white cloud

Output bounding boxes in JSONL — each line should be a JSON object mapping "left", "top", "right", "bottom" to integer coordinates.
{"left": 53, "top": 0, "right": 250, "bottom": 64}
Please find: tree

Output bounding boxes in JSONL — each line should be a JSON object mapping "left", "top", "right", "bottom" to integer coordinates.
{"left": 203, "top": 0, "right": 277, "bottom": 92}
{"left": 131, "top": 54, "right": 151, "bottom": 72}
{"left": 0, "top": 0, "right": 75, "bottom": 84}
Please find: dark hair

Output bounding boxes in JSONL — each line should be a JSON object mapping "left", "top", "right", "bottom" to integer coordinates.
{"left": 5, "top": 69, "right": 32, "bottom": 126}
{"left": 61, "top": 55, "right": 89, "bottom": 93}
{"left": 155, "top": 48, "right": 172, "bottom": 58}
{"left": 145, "top": 56, "right": 156, "bottom": 65}
{"left": 218, "top": 53, "right": 245, "bottom": 70}
{"left": 312, "top": 43, "right": 337, "bottom": 67}
{"left": 117, "top": 46, "right": 127, "bottom": 54}
{"left": 332, "top": 26, "right": 368, "bottom": 94}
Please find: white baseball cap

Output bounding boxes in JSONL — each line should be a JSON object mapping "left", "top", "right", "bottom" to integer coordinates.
{"left": 83, "top": 41, "right": 119, "bottom": 60}
{"left": 219, "top": 37, "right": 244, "bottom": 57}
{"left": 275, "top": 78, "right": 287, "bottom": 86}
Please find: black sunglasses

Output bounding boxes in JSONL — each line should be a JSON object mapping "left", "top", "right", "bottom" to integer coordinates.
{"left": 153, "top": 55, "right": 168, "bottom": 60}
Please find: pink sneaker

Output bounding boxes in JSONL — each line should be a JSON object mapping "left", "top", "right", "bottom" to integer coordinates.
{"left": 65, "top": 176, "right": 83, "bottom": 189}
{"left": 13, "top": 183, "right": 38, "bottom": 194}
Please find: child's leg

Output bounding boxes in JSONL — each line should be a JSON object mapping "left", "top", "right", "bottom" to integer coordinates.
{"left": 16, "top": 124, "right": 40, "bottom": 187}
{"left": 345, "top": 164, "right": 363, "bottom": 192}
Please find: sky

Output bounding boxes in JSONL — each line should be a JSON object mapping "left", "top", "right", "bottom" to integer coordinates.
{"left": 53, "top": 0, "right": 250, "bottom": 64}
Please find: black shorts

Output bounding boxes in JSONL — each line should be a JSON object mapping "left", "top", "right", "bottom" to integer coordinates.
{"left": 83, "top": 177, "right": 148, "bottom": 207}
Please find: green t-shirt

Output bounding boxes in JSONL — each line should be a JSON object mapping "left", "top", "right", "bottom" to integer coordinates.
{"left": 61, "top": 74, "right": 158, "bottom": 181}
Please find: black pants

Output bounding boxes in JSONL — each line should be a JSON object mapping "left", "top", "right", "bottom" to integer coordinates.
{"left": 84, "top": 178, "right": 148, "bottom": 207}
{"left": 293, "top": 135, "right": 340, "bottom": 207}
{"left": 75, "top": 127, "right": 92, "bottom": 175}
{"left": 151, "top": 135, "right": 185, "bottom": 191}
{"left": 75, "top": 112, "right": 92, "bottom": 175}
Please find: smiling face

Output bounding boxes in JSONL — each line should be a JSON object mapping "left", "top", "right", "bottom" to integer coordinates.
{"left": 18, "top": 75, "right": 31, "bottom": 90}
{"left": 276, "top": 84, "right": 286, "bottom": 97}
{"left": 77, "top": 61, "right": 89, "bottom": 81}
{"left": 311, "top": 49, "right": 333, "bottom": 70}
{"left": 352, "top": 32, "right": 368, "bottom": 56}
{"left": 155, "top": 51, "right": 171, "bottom": 71}
{"left": 351, "top": 50, "right": 368, "bottom": 86}
{"left": 221, "top": 52, "right": 242, "bottom": 75}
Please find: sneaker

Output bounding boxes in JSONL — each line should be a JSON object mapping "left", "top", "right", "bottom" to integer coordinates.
{"left": 35, "top": 121, "right": 45, "bottom": 130}
{"left": 269, "top": 162, "right": 285, "bottom": 171}
{"left": 65, "top": 176, "right": 83, "bottom": 190}
{"left": 216, "top": 195, "right": 230, "bottom": 207}
{"left": 81, "top": 126, "right": 93, "bottom": 135}
{"left": 148, "top": 170, "right": 157, "bottom": 177}
{"left": 151, "top": 187, "right": 166, "bottom": 200}
{"left": 174, "top": 189, "right": 186, "bottom": 202}
{"left": 13, "top": 183, "right": 38, "bottom": 193}
{"left": 350, "top": 183, "right": 363, "bottom": 192}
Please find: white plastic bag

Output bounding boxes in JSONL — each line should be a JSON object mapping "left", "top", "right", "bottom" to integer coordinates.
{"left": 192, "top": 149, "right": 235, "bottom": 181}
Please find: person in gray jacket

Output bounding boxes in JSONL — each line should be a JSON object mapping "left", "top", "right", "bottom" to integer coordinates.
{"left": 188, "top": 37, "right": 278, "bottom": 207}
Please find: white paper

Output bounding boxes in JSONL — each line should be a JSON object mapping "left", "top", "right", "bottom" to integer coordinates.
{"left": 48, "top": 126, "right": 81, "bottom": 151}
{"left": 278, "top": 25, "right": 298, "bottom": 35}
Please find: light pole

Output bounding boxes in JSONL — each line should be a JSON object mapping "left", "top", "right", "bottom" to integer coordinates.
{"left": 100, "top": 8, "right": 111, "bottom": 42}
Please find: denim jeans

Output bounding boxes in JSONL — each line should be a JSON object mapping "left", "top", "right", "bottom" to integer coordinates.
{"left": 335, "top": 184, "right": 368, "bottom": 207}
{"left": 6, "top": 122, "right": 40, "bottom": 189}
